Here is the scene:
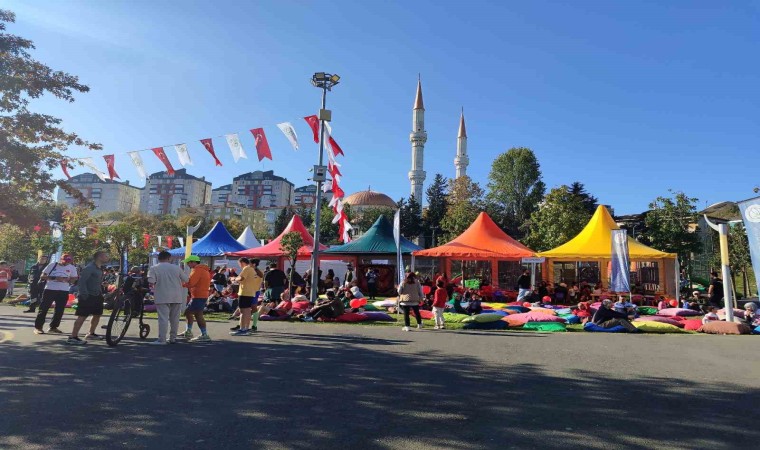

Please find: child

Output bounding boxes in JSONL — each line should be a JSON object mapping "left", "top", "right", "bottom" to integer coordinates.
{"left": 466, "top": 293, "right": 483, "bottom": 315}
{"left": 432, "top": 279, "right": 448, "bottom": 330}
{"left": 702, "top": 305, "right": 719, "bottom": 324}
{"left": 614, "top": 296, "right": 637, "bottom": 317}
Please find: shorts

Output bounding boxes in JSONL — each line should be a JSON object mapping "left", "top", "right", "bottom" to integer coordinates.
{"left": 265, "top": 286, "right": 285, "bottom": 303}
{"left": 76, "top": 295, "right": 104, "bottom": 317}
{"left": 186, "top": 298, "right": 207, "bottom": 312}
{"left": 238, "top": 294, "right": 258, "bottom": 309}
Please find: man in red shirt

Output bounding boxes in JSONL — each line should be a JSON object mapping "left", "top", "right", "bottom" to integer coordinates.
{"left": 0, "top": 261, "right": 12, "bottom": 301}
{"left": 432, "top": 278, "right": 448, "bottom": 330}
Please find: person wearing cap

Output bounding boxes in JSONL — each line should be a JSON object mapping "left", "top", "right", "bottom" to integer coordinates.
{"left": 34, "top": 254, "right": 78, "bottom": 335}
{"left": 67, "top": 250, "right": 110, "bottom": 345}
{"left": 147, "top": 251, "right": 189, "bottom": 345}
{"left": 181, "top": 255, "right": 212, "bottom": 342}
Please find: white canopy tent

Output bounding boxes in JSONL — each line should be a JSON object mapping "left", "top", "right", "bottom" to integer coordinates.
{"left": 236, "top": 226, "right": 261, "bottom": 249}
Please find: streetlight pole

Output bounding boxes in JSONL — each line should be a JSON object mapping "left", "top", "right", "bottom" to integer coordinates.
{"left": 309, "top": 72, "right": 340, "bottom": 303}
{"left": 704, "top": 215, "right": 735, "bottom": 322}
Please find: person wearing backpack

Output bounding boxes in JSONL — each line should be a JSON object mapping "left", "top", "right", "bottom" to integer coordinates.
{"left": 397, "top": 272, "right": 424, "bottom": 331}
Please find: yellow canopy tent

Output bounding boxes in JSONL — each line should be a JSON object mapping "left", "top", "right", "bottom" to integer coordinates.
{"left": 537, "top": 205, "right": 677, "bottom": 295}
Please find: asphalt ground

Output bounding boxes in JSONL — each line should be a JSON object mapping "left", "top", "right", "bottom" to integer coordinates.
{"left": 0, "top": 303, "right": 758, "bottom": 450}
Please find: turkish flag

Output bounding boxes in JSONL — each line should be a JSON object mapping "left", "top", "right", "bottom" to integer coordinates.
{"left": 250, "top": 128, "right": 273, "bottom": 161}
{"left": 143, "top": 233, "right": 150, "bottom": 249}
{"left": 331, "top": 176, "right": 345, "bottom": 198}
{"left": 328, "top": 160, "right": 341, "bottom": 178}
{"left": 166, "top": 235, "right": 174, "bottom": 248}
{"left": 103, "top": 154, "right": 120, "bottom": 180}
{"left": 200, "top": 138, "right": 223, "bottom": 166}
{"left": 151, "top": 147, "right": 175, "bottom": 175}
{"left": 328, "top": 136, "right": 344, "bottom": 157}
{"left": 303, "top": 115, "right": 320, "bottom": 143}
{"left": 61, "top": 160, "right": 72, "bottom": 179}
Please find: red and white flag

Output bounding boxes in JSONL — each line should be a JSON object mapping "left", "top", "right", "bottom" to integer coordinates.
{"left": 200, "top": 138, "right": 223, "bottom": 166}
{"left": 143, "top": 233, "right": 150, "bottom": 249}
{"left": 103, "top": 154, "right": 120, "bottom": 180}
{"left": 61, "top": 160, "right": 72, "bottom": 179}
{"left": 303, "top": 115, "right": 320, "bottom": 143}
{"left": 166, "top": 236, "right": 174, "bottom": 248}
{"left": 78, "top": 157, "right": 108, "bottom": 181}
{"left": 151, "top": 147, "right": 175, "bottom": 175}
{"left": 250, "top": 128, "right": 273, "bottom": 161}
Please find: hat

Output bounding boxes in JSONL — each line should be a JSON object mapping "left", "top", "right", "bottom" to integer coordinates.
{"left": 183, "top": 255, "right": 201, "bottom": 263}
{"left": 542, "top": 296, "right": 552, "bottom": 303}
{"left": 62, "top": 253, "right": 73, "bottom": 262}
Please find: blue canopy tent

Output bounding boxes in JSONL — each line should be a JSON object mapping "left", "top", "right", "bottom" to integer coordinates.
{"left": 166, "top": 221, "right": 248, "bottom": 258}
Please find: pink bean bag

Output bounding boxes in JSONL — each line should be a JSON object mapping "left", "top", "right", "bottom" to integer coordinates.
{"left": 292, "top": 301, "right": 311, "bottom": 311}
{"left": 635, "top": 316, "right": 684, "bottom": 328}
{"left": 682, "top": 319, "right": 704, "bottom": 331}
{"left": 418, "top": 309, "right": 434, "bottom": 320}
{"left": 657, "top": 308, "right": 701, "bottom": 317}
{"left": 504, "top": 312, "right": 566, "bottom": 324}
{"left": 333, "top": 312, "right": 369, "bottom": 323}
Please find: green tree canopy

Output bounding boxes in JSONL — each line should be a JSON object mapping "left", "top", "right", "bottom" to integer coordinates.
{"left": 423, "top": 174, "right": 448, "bottom": 246}
{"left": 524, "top": 186, "right": 593, "bottom": 252}
{"left": 644, "top": 190, "right": 702, "bottom": 268}
{"left": 569, "top": 181, "right": 599, "bottom": 216}
{"left": 399, "top": 195, "right": 422, "bottom": 239}
{"left": 440, "top": 176, "right": 484, "bottom": 242}
{"left": 280, "top": 231, "right": 304, "bottom": 291}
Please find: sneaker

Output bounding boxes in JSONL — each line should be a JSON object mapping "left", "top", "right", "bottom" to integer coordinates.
{"left": 433, "top": 326, "right": 439, "bottom": 330}
{"left": 302, "top": 316, "right": 314, "bottom": 322}
{"left": 230, "top": 329, "right": 250, "bottom": 336}
{"left": 47, "top": 328, "right": 63, "bottom": 334}
{"left": 84, "top": 333, "right": 104, "bottom": 340}
{"left": 23, "top": 309, "right": 36, "bottom": 313}
{"left": 33, "top": 328, "right": 45, "bottom": 335}
{"left": 182, "top": 330, "right": 194, "bottom": 339}
{"left": 168, "top": 339, "right": 178, "bottom": 344}
{"left": 417, "top": 324, "right": 423, "bottom": 330}
{"left": 65, "top": 337, "right": 87, "bottom": 345}
{"left": 251, "top": 326, "right": 257, "bottom": 332}
{"left": 402, "top": 326, "right": 410, "bottom": 331}
{"left": 190, "top": 334, "right": 211, "bottom": 343}
{"left": 230, "top": 325, "right": 240, "bottom": 331}
{"left": 149, "top": 340, "right": 167, "bottom": 345}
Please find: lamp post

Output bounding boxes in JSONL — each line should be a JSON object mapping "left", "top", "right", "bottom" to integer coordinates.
{"left": 704, "top": 215, "right": 737, "bottom": 322}
{"left": 309, "top": 72, "right": 340, "bottom": 303}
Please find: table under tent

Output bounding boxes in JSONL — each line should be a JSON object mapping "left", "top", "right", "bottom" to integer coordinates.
{"left": 322, "top": 215, "right": 422, "bottom": 295}
{"left": 536, "top": 205, "right": 678, "bottom": 300}
{"left": 165, "top": 221, "right": 249, "bottom": 268}
{"left": 413, "top": 212, "right": 536, "bottom": 297}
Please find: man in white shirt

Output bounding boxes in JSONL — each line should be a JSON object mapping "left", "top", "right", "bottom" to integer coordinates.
{"left": 34, "top": 253, "right": 78, "bottom": 335}
{"left": 147, "top": 251, "right": 189, "bottom": 345}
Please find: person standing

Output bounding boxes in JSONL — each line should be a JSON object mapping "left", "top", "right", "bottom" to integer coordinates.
{"left": 34, "top": 254, "right": 78, "bottom": 334}
{"left": 516, "top": 269, "right": 531, "bottom": 301}
{"left": 432, "top": 278, "right": 448, "bottom": 330}
{"left": 8, "top": 264, "right": 19, "bottom": 297}
{"left": 0, "top": 261, "right": 11, "bottom": 301}
{"left": 231, "top": 258, "right": 263, "bottom": 336}
{"left": 707, "top": 271, "right": 724, "bottom": 309}
{"left": 344, "top": 263, "right": 354, "bottom": 288}
{"left": 147, "top": 251, "right": 189, "bottom": 345}
{"left": 263, "top": 262, "right": 287, "bottom": 304}
{"left": 23, "top": 255, "right": 48, "bottom": 313}
{"left": 182, "top": 255, "right": 212, "bottom": 342}
{"left": 67, "top": 251, "right": 110, "bottom": 345}
{"left": 366, "top": 268, "right": 378, "bottom": 300}
{"left": 397, "top": 272, "right": 424, "bottom": 331}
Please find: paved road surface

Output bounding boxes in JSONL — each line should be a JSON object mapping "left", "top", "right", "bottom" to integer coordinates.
{"left": 0, "top": 304, "right": 758, "bottom": 449}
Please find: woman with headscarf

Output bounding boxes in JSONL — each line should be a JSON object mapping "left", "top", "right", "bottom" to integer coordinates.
{"left": 397, "top": 272, "right": 424, "bottom": 331}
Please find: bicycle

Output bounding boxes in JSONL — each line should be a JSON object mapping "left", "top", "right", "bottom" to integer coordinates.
{"left": 105, "top": 291, "right": 150, "bottom": 346}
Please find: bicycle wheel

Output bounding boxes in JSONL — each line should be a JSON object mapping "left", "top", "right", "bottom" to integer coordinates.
{"left": 106, "top": 299, "right": 132, "bottom": 346}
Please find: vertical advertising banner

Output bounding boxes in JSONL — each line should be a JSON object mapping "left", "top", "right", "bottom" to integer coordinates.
{"left": 738, "top": 196, "right": 760, "bottom": 297}
{"left": 610, "top": 229, "right": 631, "bottom": 293}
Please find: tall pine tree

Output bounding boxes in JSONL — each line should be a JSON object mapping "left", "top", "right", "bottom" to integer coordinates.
{"left": 423, "top": 174, "right": 448, "bottom": 247}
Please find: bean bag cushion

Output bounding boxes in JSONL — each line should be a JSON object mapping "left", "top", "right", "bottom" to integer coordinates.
{"left": 591, "top": 302, "right": 602, "bottom": 309}
{"left": 699, "top": 321, "right": 751, "bottom": 335}
{"left": 259, "top": 314, "right": 291, "bottom": 321}
{"left": 522, "top": 322, "right": 567, "bottom": 332}
{"left": 463, "top": 320, "right": 508, "bottom": 331}
{"left": 633, "top": 321, "right": 690, "bottom": 333}
{"left": 361, "top": 312, "right": 396, "bottom": 322}
{"left": 717, "top": 309, "right": 745, "bottom": 319}
{"left": 583, "top": 322, "right": 627, "bottom": 333}
{"left": 418, "top": 309, "right": 434, "bottom": 320}
{"left": 574, "top": 310, "right": 592, "bottom": 318}
{"left": 442, "top": 312, "right": 469, "bottom": 323}
{"left": 361, "top": 304, "right": 379, "bottom": 311}
{"left": 753, "top": 325, "right": 760, "bottom": 335}
{"left": 373, "top": 299, "right": 397, "bottom": 308}
{"left": 529, "top": 307, "right": 557, "bottom": 316}
{"left": 523, "top": 312, "right": 566, "bottom": 323}
{"left": 483, "top": 302, "right": 511, "bottom": 310}
{"left": 657, "top": 308, "right": 701, "bottom": 317}
{"left": 292, "top": 301, "right": 311, "bottom": 311}
{"left": 143, "top": 304, "right": 157, "bottom": 312}
{"left": 556, "top": 308, "right": 573, "bottom": 315}
{"left": 559, "top": 314, "right": 581, "bottom": 325}
{"left": 682, "top": 319, "right": 704, "bottom": 331}
{"left": 333, "top": 313, "right": 369, "bottom": 323}
{"left": 501, "top": 315, "right": 528, "bottom": 327}
{"left": 635, "top": 316, "right": 684, "bottom": 328}
{"left": 504, "top": 306, "right": 530, "bottom": 313}
{"left": 637, "top": 306, "right": 658, "bottom": 316}
{"left": 462, "top": 313, "right": 503, "bottom": 323}
{"left": 349, "top": 298, "right": 368, "bottom": 309}
{"left": 480, "top": 310, "right": 509, "bottom": 317}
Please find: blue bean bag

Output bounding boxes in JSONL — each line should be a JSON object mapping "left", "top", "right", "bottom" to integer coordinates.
{"left": 583, "top": 322, "right": 627, "bottom": 333}
{"left": 504, "top": 306, "right": 530, "bottom": 313}
{"left": 559, "top": 314, "right": 581, "bottom": 324}
{"left": 753, "top": 325, "right": 760, "bottom": 335}
{"left": 556, "top": 308, "right": 573, "bottom": 315}
{"left": 480, "top": 310, "right": 509, "bottom": 317}
{"left": 463, "top": 320, "right": 508, "bottom": 330}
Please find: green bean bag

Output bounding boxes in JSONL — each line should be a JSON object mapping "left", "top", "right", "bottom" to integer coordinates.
{"left": 521, "top": 322, "right": 567, "bottom": 332}
{"left": 462, "top": 313, "right": 503, "bottom": 323}
{"left": 442, "top": 312, "right": 469, "bottom": 323}
{"left": 637, "top": 306, "right": 658, "bottom": 316}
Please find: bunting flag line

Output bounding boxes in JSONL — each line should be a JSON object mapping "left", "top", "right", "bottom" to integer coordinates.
{"left": 78, "top": 157, "right": 108, "bottom": 181}
{"left": 166, "top": 235, "right": 174, "bottom": 248}
{"left": 174, "top": 144, "right": 193, "bottom": 166}
{"left": 225, "top": 133, "right": 247, "bottom": 163}
{"left": 128, "top": 151, "right": 147, "bottom": 179}
{"left": 157, "top": 235, "right": 163, "bottom": 248}
{"left": 250, "top": 128, "right": 273, "bottom": 161}
{"left": 103, "top": 154, "right": 120, "bottom": 180}
{"left": 151, "top": 147, "right": 175, "bottom": 175}
{"left": 303, "top": 115, "right": 320, "bottom": 143}
{"left": 143, "top": 233, "right": 150, "bottom": 249}
{"left": 61, "top": 160, "right": 72, "bottom": 180}
{"left": 200, "top": 138, "right": 223, "bottom": 166}
{"left": 276, "top": 122, "right": 299, "bottom": 150}
{"left": 131, "top": 235, "right": 137, "bottom": 248}
{"left": 328, "top": 136, "right": 345, "bottom": 157}
{"left": 178, "top": 237, "right": 185, "bottom": 248}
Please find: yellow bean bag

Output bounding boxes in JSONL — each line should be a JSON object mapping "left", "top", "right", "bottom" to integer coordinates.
{"left": 633, "top": 321, "right": 692, "bottom": 334}
{"left": 483, "top": 302, "right": 511, "bottom": 310}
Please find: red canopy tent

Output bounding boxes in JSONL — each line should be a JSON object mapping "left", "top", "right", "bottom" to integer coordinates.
{"left": 227, "top": 215, "right": 326, "bottom": 263}
{"left": 413, "top": 212, "right": 536, "bottom": 290}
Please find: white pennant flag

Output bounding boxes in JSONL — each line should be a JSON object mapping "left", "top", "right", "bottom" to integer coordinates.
{"left": 322, "top": 180, "right": 332, "bottom": 193}
{"left": 178, "top": 237, "right": 185, "bottom": 248}
{"left": 225, "top": 133, "right": 247, "bottom": 163}
{"left": 174, "top": 144, "right": 193, "bottom": 166}
{"left": 276, "top": 122, "right": 299, "bottom": 151}
{"left": 78, "top": 157, "right": 107, "bottom": 181}
{"left": 131, "top": 235, "right": 137, "bottom": 247}
{"left": 343, "top": 221, "right": 353, "bottom": 243}
{"left": 157, "top": 235, "right": 163, "bottom": 247}
{"left": 128, "top": 151, "right": 147, "bottom": 178}
{"left": 80, "top": 227, "right": 88, "bottom": 237}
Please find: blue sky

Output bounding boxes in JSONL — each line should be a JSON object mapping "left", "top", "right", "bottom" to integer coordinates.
{"left": 5, "top": 0, "right": 760, "bottom": 214}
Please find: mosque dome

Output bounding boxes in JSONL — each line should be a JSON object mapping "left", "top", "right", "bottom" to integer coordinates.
{"left": 343, "top": 190, "right": 397, "bottom": 209}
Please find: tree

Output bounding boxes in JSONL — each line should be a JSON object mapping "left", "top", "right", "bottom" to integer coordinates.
{"left": 295, "top": 206, "right": 314, "bottom": 229}
{"left": 348, "top": 206, "right": 394, "bottom": 235}
{"left": 221, "top": 218, "right": 245, "bottom": 239}
{"left": 644, "top": 190, "right": 702, "bottom": 274}
{"left": 96, "top": 222, "right": 139, "bottom": 264}
{"left": 423, "top": 173, "right": 448, "bottom": 247}
{"left": 273, "top": 207, "right": 291, "bottom": 236}
{"left": 440, "top": 176, "right": 484, "bottom": 241}
{"left": 524, "top": 186, "right": 592, "bottom": 251}
{"left": 280, "top": 231, "right": 304, "bottom": 292}
{"left": 0, "top": 223, "right": 33, "bottom": 263}
{"left": 728, "top": 223, "right": 752, "bottom": 297}
{"left": 0, "top": 10, "right": 101, "bottom": 228}
{"left": 486, "top": 147, "right": 545, "bottom": 238}
{"left": 61, "top": 206, "right": 98, "bottom": 264}
{"left": 399, "top": 195, "right": 422, "bottom": 239}
{"left": 569, "top": 181, "right": 599, "bottom": 216}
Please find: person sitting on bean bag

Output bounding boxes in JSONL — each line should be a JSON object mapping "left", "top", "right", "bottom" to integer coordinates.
{"left": 742, "top": 302, "right": 760, "bottom": 327}
{"left": 465, "top": 293, "right": 483, "bottom": 315}
{"left": 259, "top": 291, "right": 293, "bottom": 318}
{"left": 592, "top": 299, "right": 639, "bottom": 332}
{"left": 573, "top": 302, "right": 593, "bottom": 323}
{"left": 300, "top": 290, "right": 344, "bottom": 322}
{"left": 613, "top": 296, "right": 638, "bottom": 318}
{"left": 702, "top": 305, "right": 719, "bottom": 324}
{"left": 451, "top": 292, "right": 468, "bottom": 315}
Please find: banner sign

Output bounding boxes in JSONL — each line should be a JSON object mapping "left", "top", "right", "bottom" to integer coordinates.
{"left": 738, "top": 196, "right": 760, "bottom": 297}
{"left": 610, "top": 229, "right": 631, "bottom": 293}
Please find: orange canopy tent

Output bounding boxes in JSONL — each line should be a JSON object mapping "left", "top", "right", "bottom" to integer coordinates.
{"left": 227, "top": 215, "right": 326, "bottom": 260}
{"left": 414, "top": 212, "right": 535, "bottom": 288}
